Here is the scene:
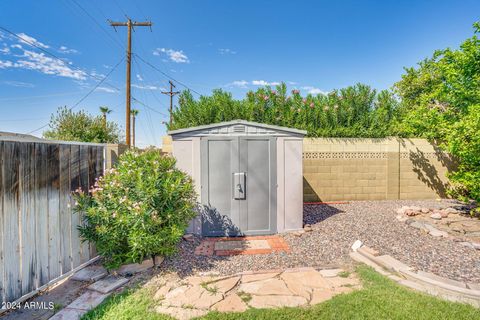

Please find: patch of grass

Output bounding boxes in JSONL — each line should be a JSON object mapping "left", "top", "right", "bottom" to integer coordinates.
{"left": 81, "top": 286, "right": 172, "bottom": 320}
{"left": 201, "top": 266, "right": 480, "bottom": 320}
{"left": 201, "top": 281, "right": 219, "bottom": 295}
{"left": 338, "top": 271, "right": 350, "bottom": 278}
{"left": 236, "top": 291, "right": 252, "bottom": 304}
{"left": 53, "top": 303, "right": 63, "bottom": 313}
{"left": 82, "top": 266, "right": 480, "bottom": 320}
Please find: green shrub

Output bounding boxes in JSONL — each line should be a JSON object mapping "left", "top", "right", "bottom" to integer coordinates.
{"left": 74, "top": 149, "right": 197, "bottom": 270}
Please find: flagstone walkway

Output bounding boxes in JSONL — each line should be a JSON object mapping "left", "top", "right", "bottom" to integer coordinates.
{"left": 153, "top": 267, "right": 360, "bottom": 320}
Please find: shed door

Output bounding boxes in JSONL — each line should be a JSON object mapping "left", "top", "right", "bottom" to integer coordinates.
{"left": 201, "top": 137, "right": 276, "bottom": 236}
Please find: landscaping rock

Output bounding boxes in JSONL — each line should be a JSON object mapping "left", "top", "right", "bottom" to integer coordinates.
{"left": 212, "top": 294, "right": 248, "bottom": 312}
{"left": 444, "top": 207, "right": 459, "bottom": 214}
{"left": 248, "top": 294, "right": 308, "bottom": 309}
{"left": 430, "top": 213, "right": 442, "bottom": 220}
{"left": 421, "top": 208, "right": 430, "bottom": 213}
{"left": 304, "top": 224, "right": 313, "bottom": 232}
{"left": 183, "top": 234, "right": 195, "bottom": 242}
{"left": 440, "top": 211, "right": 450, "bottom": 218}
{"left": 423, "top": 224, "right": 449, "bottom": 238}
{"left": 88, "top": 276, "right": 129, "bottom": 294}
{"left": 117, "top": 257, "right": 164, "bottom": 276}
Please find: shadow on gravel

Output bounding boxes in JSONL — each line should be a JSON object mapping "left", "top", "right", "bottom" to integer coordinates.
{"left": 303, "top": 203, "right": 344, "bottom": 225}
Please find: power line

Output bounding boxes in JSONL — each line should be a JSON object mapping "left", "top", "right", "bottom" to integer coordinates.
{"left": 133, "top": 53, "right": 203, "bottom": 96}
{"left": 26, "top": 57, "right": 125, "bottom": 134}
{"left": 69, "top": 0, "right": 124, "bottom": 49}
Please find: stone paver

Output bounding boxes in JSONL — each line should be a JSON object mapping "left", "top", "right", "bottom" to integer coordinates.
{"left": 88, "top": 276, "right": 129, "bottom": 294}
{"left": 319, "top": 268, "right": 343, "bottom": 278}
{"left": 67, "top": 290, "right": 109, "bottom": 311}
{"left": 238, "top": 278, "right": 292, "bottom": 295}
{"left": 212, "top": 294, "right": 248, "bottom": 312}
{"left": 71, "top": 265, "right": 107, "bottom": 282}
{"left": 154, "top": 267, "right": 361, "bottom": 319}
{"left": 117, "top": 256, "right": 164, "bottom": 275}
{"left": 248, "top": 295, "right": 308, "bottom": 308}
{"left": 214, "top": 239, "right": 270, "bottom": 251}
{"left": 310, "top": 289, "right": 335, "bottom": 305}
{"left": 49, "top": 308, "right": 87, "bottom": 320}
{"left": 155, "top": 305, "right": 207, "bottom": 320}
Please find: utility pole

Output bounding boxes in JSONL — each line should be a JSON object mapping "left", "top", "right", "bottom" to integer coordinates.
{"left": 109, "top": 18, "right": 152, "bottom": 146}
{"left": 162, "top": 80, "right": 180, "bottom": 127}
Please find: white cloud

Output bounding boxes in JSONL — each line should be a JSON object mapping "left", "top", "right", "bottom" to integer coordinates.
{"left": 301, "top": 86, "right": 328, "bottom": 95}
{"left": 16, "top": 33, "right": 49, "bottom": 49}
{"left": 0, "top": 60, "right": 13, "bottom": 68}
{"left": 227, "top": 80, "right": 248, "bottom": 88}
{"left": 58, "top": 46, "right": 79, "bottom": 54}
{"left": 95, "top": 86, "right": 116, "bottom": 93}
{"left": 0, "top": 46, "right": 10, "bottom": 54}
{"left": 13, "top": 48, "right": 87, "bottom": 80}
{"left": 252, "top": 80, "right": 280, "bottom": 86}
{"left": 153, "top": 48, "right": 189, "bottom": 63}
{"left": 219, "top": 48, "right": 236, "bottom": 55}
{"left": 3, "top": 80, "right": 35, "bottom": 87}
{"left": 136, "top": 74, "right": 143, "bottom": 81}
{"left": 132, "top": 83, "right": 165, "bottom": 90}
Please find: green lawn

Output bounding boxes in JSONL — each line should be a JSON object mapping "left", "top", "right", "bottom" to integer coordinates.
{"left": 81, "top": 265, "right": 480, "bottom": 320}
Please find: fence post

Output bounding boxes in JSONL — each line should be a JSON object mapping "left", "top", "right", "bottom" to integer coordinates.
{"left": 386, "top": 137, "right": 400, "bottom": 200}
{"left": 105, "top": 144, "right": 128, "bottom": 169}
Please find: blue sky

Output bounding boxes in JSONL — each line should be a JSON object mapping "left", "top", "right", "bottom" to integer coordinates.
{"left": 0, "top": 0, "right": 479, "bottom": 147}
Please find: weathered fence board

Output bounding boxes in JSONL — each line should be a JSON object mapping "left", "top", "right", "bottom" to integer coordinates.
{"left": 0, "top": 139, "right": 105, "bottom": 303}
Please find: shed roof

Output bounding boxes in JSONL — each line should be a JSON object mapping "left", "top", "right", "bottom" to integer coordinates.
{"left": 168, "top": 120, "right": 307, "bottom": 137}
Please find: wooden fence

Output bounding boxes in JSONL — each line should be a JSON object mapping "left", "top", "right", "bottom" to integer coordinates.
{"left": 0, "top": 138, "right": 105, "bottom": 304}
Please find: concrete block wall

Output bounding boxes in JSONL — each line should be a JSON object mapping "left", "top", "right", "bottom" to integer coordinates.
{"left": 303, "top": 138, "right": 455, "bottom": 202}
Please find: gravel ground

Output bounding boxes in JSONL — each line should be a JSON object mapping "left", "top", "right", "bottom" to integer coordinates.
{"left": 162, "top": 199, "right": 480, "bottom": 283}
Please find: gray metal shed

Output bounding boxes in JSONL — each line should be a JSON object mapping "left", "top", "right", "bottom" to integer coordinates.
{"left": 168, "top": 120, "right": 306, "bottom": 236}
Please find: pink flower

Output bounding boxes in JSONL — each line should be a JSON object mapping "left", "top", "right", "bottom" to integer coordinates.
{"left": 310, "top": 102, "right": 314, "bottom": 108}
{"left": 263, "top": 95, "right": 269, "bottom": 101}
{"left": 271, "top": 90, "right": 277, "bottom": 95}
{"left": 302, "top": 98, "right": 307, "bottom": 104}
{"left": 291, "top": 89, "right": 300, "bottom": 95}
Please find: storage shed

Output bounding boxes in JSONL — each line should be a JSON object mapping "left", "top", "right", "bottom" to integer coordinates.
{"left": 168, "top": 120, "right": 306, "bottom": 236}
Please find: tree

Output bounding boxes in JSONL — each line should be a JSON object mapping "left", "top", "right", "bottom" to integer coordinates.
{"left": 395, "top": 21, "right": 480, "bottom": 212}
{"left": 130, "top": 109, "right": 139, "bottom": 147}
{"left": 44, "top": 106, "right": 122, "bottom": 143}
{"left": 170, "top": 83, "right": 399, "bottom": 138}
{"left": 99, "top": 106, "right": 112, "bottom": 129}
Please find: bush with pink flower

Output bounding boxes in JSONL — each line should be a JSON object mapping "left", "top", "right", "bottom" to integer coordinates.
{"left": 73, "top": 149, "right": 197, "bottom": 269}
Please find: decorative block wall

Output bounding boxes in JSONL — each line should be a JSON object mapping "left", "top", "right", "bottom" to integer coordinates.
{"left": 303, "top": 138, "right": 455, "bottom": 202}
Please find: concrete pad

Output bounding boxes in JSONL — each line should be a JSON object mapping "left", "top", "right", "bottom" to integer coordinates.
{"left": 319, "top": 269, "right": 344, "bottom": 278}
{"left": 241, "top": 272, "right": 279, "bottom": 283}
{"left": 238, "top": 278, "right": 292, "bottom": 296}
{"left": 467, "top": 283, "right": 480, "bottom": 291}
{"left": 67, "top": 290, "right": 109, "bottom": 311}
{"left": 88, "top": 276, "right": 129, "bottom": 294}
{"left": 310, "top": 289, "right": 335, "bottom": 305}
{"left": 248, "top": 294, "right": 308, "bottom": 309}
{"left": 49, "top": 308, "right": 87, "bottom": 320}
{"left": 212, "top": 293, "right": 248, "bottom": 312}
{"left": 375, "top": 255, "right": 412, "bottom": 272}
{"left": 71, "top": 265, "right": 107, "bottom": 282}
{"left": 155, "top": 305, "right": 207, "bottom": 320}
{"left": 417, "top": 271, "right": 467, "bottom": 288}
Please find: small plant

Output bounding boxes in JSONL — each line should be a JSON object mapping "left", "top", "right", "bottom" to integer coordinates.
{"left": 201, "top": 281, "right": 219, "bottom": 295}
{"left": 237, "top": 291, "right": 252, "bottom": 303}
{"left": 52, "top": 303, "right": 63, "bottom": 313}
{"left": 338, "top": 271, "right": 351, "bottom": 278}
{"left": 74, "top": 149, "right": 197, "bottom": 270}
